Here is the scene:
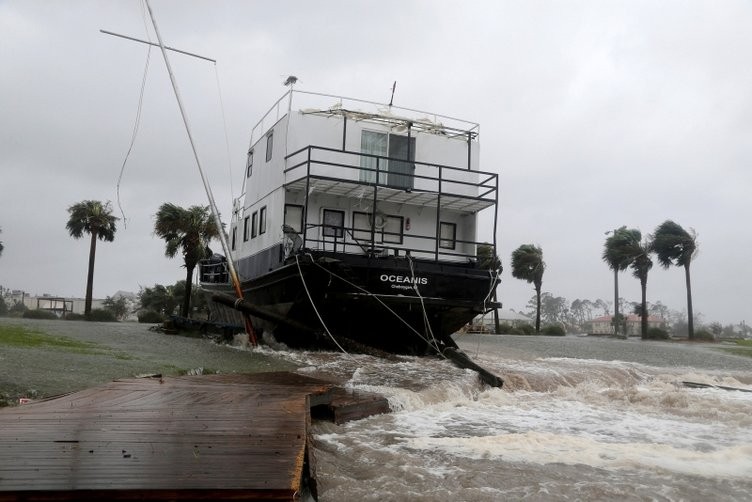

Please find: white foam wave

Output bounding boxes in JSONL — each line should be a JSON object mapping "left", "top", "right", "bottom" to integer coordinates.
{"left": 406, "top": 431, "right": 752, "bottom": 478}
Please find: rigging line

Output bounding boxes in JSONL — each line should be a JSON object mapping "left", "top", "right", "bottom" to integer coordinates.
{"left": 116, "top": 44, "right": 151, "bottom": 228}
{"left": 213, "top": 63, "right": 234, "bottom": 201}
{"left": 306, "top": 253, "right": 447, "bottom": 358}
{"left": 407, "top": 253, "right": 441, "bottom": 353}
{"left": 294, "top": 254, "right": 351, "bottom": 357}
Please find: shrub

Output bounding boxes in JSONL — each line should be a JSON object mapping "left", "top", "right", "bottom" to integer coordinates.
{"left": 138, "top": 310, "right": 164, "bottom": 323}
{"left": 541, "top": 324, "right": 566, "bottom": 336}
{"left": 22, "top": 309, "right": 58, "bottom": 320}
{"left": 514, "top": 324, "right": 536, "bottom": 336}
{"left": 693, "top": 329, "right": 715, "bottom": 342}
{"left": 86, "top": 309, "right": 117, "bottom": 322}
{"left": 64, "top": 313, "right": 86, "bottom": 321}
{"left": 645, "top": 327, "right": 669, "bottom": 340}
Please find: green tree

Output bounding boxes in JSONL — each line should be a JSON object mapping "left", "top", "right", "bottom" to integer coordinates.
{"left": 511, "top": 244, "right": 545, "bottom": 333}
{"left": 103, "top": 296, "right": 128, "bottom": 321}
{"left": 602, "top": 226, "right": 631, "bottom": 337}
{"left": 66, "top": 200, "right": 118, "bottom": 315}
{"left": 652, "top": 220, "right": 698, "bottom": 339}
{"left": 139, "top": 284, "right": 178, "bottom": 316}
{"left": 154, "top": 203, "right": 219, "bottom": 318}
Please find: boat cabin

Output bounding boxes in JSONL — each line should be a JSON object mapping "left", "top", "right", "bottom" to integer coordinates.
{"left": 225, "top": 90, "right": 498, "bottom": 281}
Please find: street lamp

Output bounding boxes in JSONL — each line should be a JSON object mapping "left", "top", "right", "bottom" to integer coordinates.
{"left": 605, "top": 229, "right": 621, "bottom": 338}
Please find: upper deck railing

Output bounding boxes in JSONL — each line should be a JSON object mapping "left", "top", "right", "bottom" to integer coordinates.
{"left": 248, "top": 89, "right": 480, "bottom": 149}
{"left": 283, "top": 145, "right": 497, "bottom": 213}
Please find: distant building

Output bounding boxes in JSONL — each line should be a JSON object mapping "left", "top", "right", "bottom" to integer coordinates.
{"left": 585, "top": 314, "right": 666, "bottom": 337}
{"left": 0, "top": 286, "right": 136, "bottom": 318}
{"left": 467, "top": 309, "right": 533, "bottom": 333}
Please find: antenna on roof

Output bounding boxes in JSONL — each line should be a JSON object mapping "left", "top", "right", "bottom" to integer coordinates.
{"left": 388, "top": 81, "right": 396, "bottom": 107}
{"left": 283, "top": 75, "right": 298, "bottom": 87}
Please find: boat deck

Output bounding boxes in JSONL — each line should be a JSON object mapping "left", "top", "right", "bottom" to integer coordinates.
{"left": 0, "top": 372, "right": 389, "bottom": 501}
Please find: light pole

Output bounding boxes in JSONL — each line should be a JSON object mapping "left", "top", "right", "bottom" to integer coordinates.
{"left": 605, "top": 229, "right": 620, "bottom": 337}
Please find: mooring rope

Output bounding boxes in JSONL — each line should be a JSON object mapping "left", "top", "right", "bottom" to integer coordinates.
{"left": 306, "top": 253, "right": 447, "bottom": 359}
{"left": 294, "top": 254, "right": 351, "bottom": 357}
{"left": 407, "top": 253, "right": 442, "bottom": 353}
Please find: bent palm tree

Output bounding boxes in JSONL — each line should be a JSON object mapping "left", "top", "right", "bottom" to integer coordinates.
{"left": 511, "top": 244, "right": 545, "bottom": 333}
{"left": 66, "top": 201, "right": 118, "bottom": 315}
{"left": 154, "top": 203, "right": 219, "bottom": 318}
{"left": 602, "top": 226, "right": 633, "bottom": 337}
{"left": 652, "top": 220, "right": 698, "bottom": 339}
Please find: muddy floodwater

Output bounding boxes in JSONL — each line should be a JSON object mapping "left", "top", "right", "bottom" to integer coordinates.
{"left": 2, "top": 319, "right": 751, "bottom": 501}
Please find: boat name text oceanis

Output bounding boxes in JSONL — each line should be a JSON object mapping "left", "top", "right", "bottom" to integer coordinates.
{"left": 380, "top": 274, "right": 428, "bottom": 290}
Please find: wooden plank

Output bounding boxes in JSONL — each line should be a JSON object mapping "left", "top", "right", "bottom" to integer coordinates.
{"left": 0, "top": 372, "right": 383, "bottom": 501}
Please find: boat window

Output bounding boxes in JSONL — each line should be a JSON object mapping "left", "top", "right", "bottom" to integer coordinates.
{"left": 231, "top": 226, "right": 237, "bottom": 251}
{"left": 359, "top": 130, "right": 415, "bottom": 189}
{"left": 243, "top": 216, "right": 250, "bottom": 242}
{"left": 387, "top": 135, "right": 416, "bottom": 190}
{"left": 266, "top": 131, "right": 273, "bottom": 162}
{"left": 284, "top": 204, "right": 303, "bottom": 233}
{"left": 323, "top": 209, "right": 345, "bottom": 238}
{"left": 251, "top": 211, "right": 258, "bottom": 238}
{"left": 352, "top": 211, "right": 371, "bottom": 240}
{"left": 246, "top": 149, "right": 254, "bottom": 177}
{"left": 360, "top": 131, "right": 387, "bottom": 183}
{"left": 439, "top": 222, "right": 456, "bottom": 250}
{"left": 259, "top": 206, "right": 267, "bottom": 234}
{"left": 382, "top": 215, "right": 404, "bottom": 244}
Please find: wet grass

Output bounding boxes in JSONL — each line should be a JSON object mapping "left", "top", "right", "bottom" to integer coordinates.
{"left": 0, "top": 324, "right": 136, "bottom": 361}
{"left": 718, "top": 339, "right": 752, "bottom": 358}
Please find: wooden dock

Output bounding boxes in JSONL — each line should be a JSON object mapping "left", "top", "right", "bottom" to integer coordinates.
{"left": 0, "top": 372, "right": 389, "bottom": 501}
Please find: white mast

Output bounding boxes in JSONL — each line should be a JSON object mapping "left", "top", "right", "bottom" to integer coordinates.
{"left": 144, "top": 0, "right": 256, "bottom": 342}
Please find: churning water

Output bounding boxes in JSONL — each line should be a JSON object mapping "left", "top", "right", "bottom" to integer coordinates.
{"left": 265, "top": 334, "right": 752, "bottom": 501}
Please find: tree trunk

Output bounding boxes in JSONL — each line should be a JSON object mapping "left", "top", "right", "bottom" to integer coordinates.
{"left": 85, "top": 231, "right": 98, "bottom": 315}
{"left": 182, "top": 265, "right": 194, "bottom": 318}
{"left": 613, "top": 268, "right": 620, "bottom": 337}
{"left": 640, "top": 276, "right": 648, "bottom": 339}
{"left": 492, "top": 291, "right": 500, "bottom": 334}
{"left": 535, "top": 286, "right": 541, "bottom": 333}
{"left": 685, "top": 263, "right": 694, "bottom": 340}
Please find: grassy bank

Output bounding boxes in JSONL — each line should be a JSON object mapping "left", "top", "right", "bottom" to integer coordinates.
{"left": 0, "top": 319, "right": 298, "bottom": 407}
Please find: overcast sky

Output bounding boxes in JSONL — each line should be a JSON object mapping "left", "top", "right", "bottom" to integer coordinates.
{"left": 1, "top": 0, "right": 750, "bottom": 325}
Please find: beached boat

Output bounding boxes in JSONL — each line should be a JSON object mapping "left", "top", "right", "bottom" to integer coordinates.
{"left": 200, "top": 89, "right": 500, "bottom": 355}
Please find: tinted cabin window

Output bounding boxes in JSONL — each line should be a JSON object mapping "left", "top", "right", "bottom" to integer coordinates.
{"left": 251, "top": 211, "right": 258, "bottom": 238}
{"left": 323, "top": 209, "right": 344, "bottom": 238}
{"left": 439, "top": 222, "right": 456, "bottom": 250}
{"left": 243, "top": 216, "right": 250, "bottom": 242}
{"left": 382, "top": 215, "right": 404, "bottom": 244}
{"left": 259, "top": 206, "right": 267, "bottom": 234}
{"left": 284, "top": 204, "right": 303, "bottom": 233}
{"left": 266, "top": 132, "right": 273, "bottom": 162}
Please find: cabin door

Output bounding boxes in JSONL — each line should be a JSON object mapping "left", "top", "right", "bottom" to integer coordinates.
{"left": 359, "top": 131, "right": 415, "bottom": 189}
{"left": 387, "top": 135, "right": 416, "bottom": 190}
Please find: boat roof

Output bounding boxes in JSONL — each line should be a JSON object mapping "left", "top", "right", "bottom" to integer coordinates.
{"left": 249, "top": 89, "right": 480, "bottom": 148}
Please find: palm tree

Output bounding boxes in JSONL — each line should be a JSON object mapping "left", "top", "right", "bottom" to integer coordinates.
{"left": 66, "top": 201, "right": 118, "bottom": 315}
{"left": 511, "top": 244, "right": 545, "bottom": 333}
{"left": 652, "top": 220, "right": 698, "bottom": 339}
{"left": 154, "top": 203, "right": 219, "bottom": 318}
{"left": 602, "top": 226, "right": 632, "bottom": 337}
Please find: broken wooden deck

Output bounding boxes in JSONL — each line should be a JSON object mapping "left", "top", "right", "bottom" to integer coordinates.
{"left": 0, "top": 372, "right": 389, "bottom": 501}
